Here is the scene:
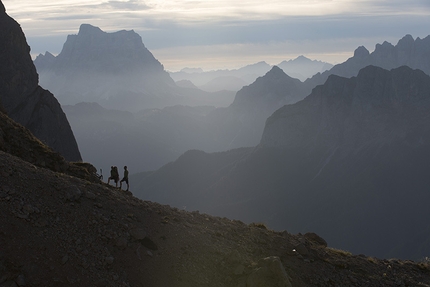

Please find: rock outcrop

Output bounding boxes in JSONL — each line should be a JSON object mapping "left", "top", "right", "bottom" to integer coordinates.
{"left": 0, "top": 1, "right": 81, "bottom": 162}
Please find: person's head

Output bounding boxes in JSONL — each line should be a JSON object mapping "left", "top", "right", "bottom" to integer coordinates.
{"left": 124, "top": 166, "right": 127, "bottom": 170}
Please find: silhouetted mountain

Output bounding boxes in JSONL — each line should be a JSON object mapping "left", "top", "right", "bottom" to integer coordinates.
{"left": 0, "top": 3, "right": 81, "bottom": 161}
{"left": 35, "top": 24, "right": 234, "bottom": 111}
{"left": 277, "top": 55, "right": 333, "bottom": 81}
{"left": 132, "top": 65, "right": 430, "bottom": 260}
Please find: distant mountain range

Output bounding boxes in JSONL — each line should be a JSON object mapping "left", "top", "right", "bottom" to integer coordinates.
{"left": 169, "top": 57, "right": 333, "bottom": 92}
{"left": 50, "top": 30, "right": 430, "bottom": 175}
{"left": 131, "top": 65, "right": 430, "bottom": 260}
{"left": 34, "top": 24, "right": 235, "bottom": 111}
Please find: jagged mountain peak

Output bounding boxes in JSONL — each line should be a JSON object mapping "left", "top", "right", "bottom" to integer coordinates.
{"left": 398, "top": 34, "right": 414, "bottom": 45}
{"left": 374, "top": 40, "right": 395, "bottom": 52}
{"left": 78, "top": 23, "right": 104, "bottom": 35}
{"left": 353, "top": 46, "right": 370, "bottom": 58}
{"left": 230, "top": 64, "right": 305, "bottom": 112}
{"left": 265, "top": 65, "right": 286, "bottom": 77}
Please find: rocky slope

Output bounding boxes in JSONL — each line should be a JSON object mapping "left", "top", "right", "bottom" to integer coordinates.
{"left": 0, "top": 1, "right": 81, "bottom": 162}
{"left": 2, "top": 109, "right": 430, "bottom": 287}
{"left": 132, "top": 65, "right": 430, "bottom": 260}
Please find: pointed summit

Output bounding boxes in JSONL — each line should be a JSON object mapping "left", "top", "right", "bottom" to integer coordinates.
{"left": 353, "top": 46, "right": 369, "bottom": 58}
{"left": 396, "top": 34, "right": 415, "bottom": 52}
{"left": 266, "top": 65, "right": 286, "bottom": 77}
{"left": 231, "top": 65, "right": 305, "bottom": 110}
{"left": 78, "top": 23, "right": 104, "bottom": 35}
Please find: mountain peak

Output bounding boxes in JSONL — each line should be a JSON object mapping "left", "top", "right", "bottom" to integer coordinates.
{"left": 78, "top": 23, "right": 104, "bottom": 36}
{"left": 375, "top": 41, "right": 395, "bottom": 52}
{"left": 397, "top": 34, "right": 415, "bottom": 50}
{"left": 354, "top": 46, "right": 370, "bottom": 58}
{"left": 266, "top": 65, "right": 286, "bottom": 76}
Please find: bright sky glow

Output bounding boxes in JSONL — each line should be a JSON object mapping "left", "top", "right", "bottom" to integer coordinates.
{"left": 3, "top": 0, "right": 430, "bottom": 70}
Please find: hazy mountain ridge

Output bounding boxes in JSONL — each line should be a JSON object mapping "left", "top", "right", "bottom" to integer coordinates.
{"left": 0, "top": 3, "right": 81, "bottom": 161}
{"left": 170, "top": 57, "right": 333, "bottom": 92}
{"left": 132, "top": 65, "right": 430, "bottom": 260}
{"left": 277, "top": 55, "right": 334, "bottom": 81}
{"left": 35, "top": 24, "right": 234, "bottom": 111}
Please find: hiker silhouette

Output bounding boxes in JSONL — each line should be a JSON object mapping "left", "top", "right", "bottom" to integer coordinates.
{"left": 120, "top": 166, "right": 129, "bottom": 191}
{"left": 108, "top": 166, "right": 119, "bottom": 187}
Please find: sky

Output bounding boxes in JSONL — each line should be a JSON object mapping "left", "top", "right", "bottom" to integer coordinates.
{"left": 3, "top": 0, "right": 430, "bottom": 71}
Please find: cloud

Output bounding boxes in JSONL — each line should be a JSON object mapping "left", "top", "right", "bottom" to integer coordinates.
{"left": 101, "top": 0, "right": 151, "bottom": 10}
{"left": 3, "top": 0, "right": 430, "bottom": 70}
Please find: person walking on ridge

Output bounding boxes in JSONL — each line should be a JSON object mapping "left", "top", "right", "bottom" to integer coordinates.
{"left": 108, "top": 166, "right": 119, "bottom": 187}
{"left": 120, "top": 166, "right": 129, "bottom": 191}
